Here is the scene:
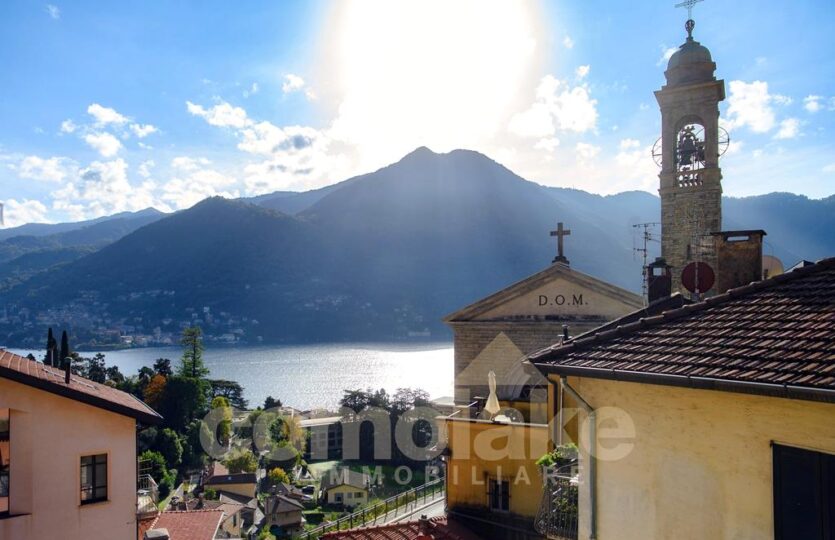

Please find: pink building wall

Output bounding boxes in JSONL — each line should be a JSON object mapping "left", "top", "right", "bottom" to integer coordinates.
{"left": 0, "top": 377, "right": 139, "bottom": 540}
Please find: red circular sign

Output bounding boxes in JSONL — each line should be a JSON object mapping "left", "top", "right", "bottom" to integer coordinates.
{"left": 681, "top": 261, "right": 715, "bottom": 294}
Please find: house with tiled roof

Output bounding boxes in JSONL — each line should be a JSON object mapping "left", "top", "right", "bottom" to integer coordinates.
{"left": 530, "top": 257, "right": 835, "bottom": 540}
{"left": 321, "top": 515, "right": 482, "bottom": 540}
{"left": 141, "top": 509, "right": 224, "bottom": 540}
{"left": 203, "top": 460, "right": 257, "bottom": 499}
{"left": 0, "top": 349, "right": 162, "bottom": 540}
{"left": 320, "top": 468, "right": 370, "bottom": 508}
{"left": 263, "top": 490, "right": 305, "bottom": 535}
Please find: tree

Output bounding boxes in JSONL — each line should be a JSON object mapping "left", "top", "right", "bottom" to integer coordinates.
{"left": 156, "top": 428, "right": 184, "bottom": 467}
{"left": 59, "top": 330, "right": 70, "bottom": 369}
{"left": 157, "top": 376, "right": 208, "bottom": 432}
{"left": 85, "top": 353, "right": 107, "bottom": 383}
{"left": 178, "top": 326, "right": 209, "bottom": 379}
{"left": 45, "top": 327, "right": 57, "bottom": 367}
{"left": 210, "top": 380, "right": 248, "bottom": 410}
{"left": 264, "top": 396, "right": 282, "bottom": 410}
{"left": 140, "top": 450, "right": 175, "bottom": 499}
{"left": 391, "top": 388, "right": 430, "bottom": 415}
{"left": 143, "top": 374, "right": 167, "bottom": 410}
{"left": 153, "top": 358, "right": 173, "bottom": 377}
{"left": 181, "top": 419, "right": 209, "bottom": 470}
{"left": 225, "top": 448, "right": 258, "bottom": 474}
{"left": 267, "top": 467, "right": 290, "bottom": 485}
{"left": 105, "top": 365, "right": 125, "bottom": 384}
{"left": 211, "top": 396, "right": 233, "bottom": 447}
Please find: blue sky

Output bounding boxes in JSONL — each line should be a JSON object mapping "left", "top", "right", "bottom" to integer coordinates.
{"left": 1, "top": 0, "right": 833, "bottom": 226}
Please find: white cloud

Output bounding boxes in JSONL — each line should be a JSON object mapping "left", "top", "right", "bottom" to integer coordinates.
{"left": 171, "top": 156, "right": 211, "bottom": 171}
{"left": 804, "top": 95, "right": 823, "bottom": 113}
{"left": 60, "top": 119, "right": 76, "bottom": 133}
{"left": 282, "top": 74, "right": 305, "bottom": 94}
{"left": 509, "top": 75, "right": 598, "bottom": 137}
{"left": 130, "top": 123, "right": 157, "bottom": 138}
{"left": 775, "top": 117, "right": 801, "bottom": 140}
{"left": 823, "top": 163, "right": 835, "bottom": 173}
{"left": 52, "top": 159, "right": 157, "bottom": 219}
{"left": 772, "top": 94, "right": 793, "bottom": 106}
{"left": 574, "top": 142, "right": 600, "bottom": 165}
{"left": 619, "top": 138, "right": 640, "bottom": 151}
{"left": 575, "top": 65, "right": 590, "bottom": 80}
{"left": 1, "top": 199, "right": 50, "bottom": 226}
{"left": 243, "top": 82, "right": 259, "bottom": 98}
{"left": 161, "top": 166, "right": 239, "bottom": 210}
{"left": 87, "top": 103, "right": 128, "bottom": 126}
{"left": 138, "top": 160, "right": 155, "bottom": 178}
{"left": 534, "top": 137, "right": 560, "bottom": 152}
{"left": 17, "top": 155, "right": 68, "bottom": 182}
{"left": 657, "top": 45, "right": 678, "bottom": 66}
{"left": 45, "top": 4, "right": 60, "bottom": 19}
{"left": 724, "top": 80, "right": 776, "bottom": 133}
{"left": 186, "top": 100, "right": 250, "bottom": 128}
{"left": 84, "top": 132, "right": 123, "bottom": 157}
{"left": 562, "top": 36, "right": 574, "bottom": 49}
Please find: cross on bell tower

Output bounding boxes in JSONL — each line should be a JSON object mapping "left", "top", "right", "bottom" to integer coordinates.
{"left": 654, "top": 0, "right": 724, "bottom": 292}
{"left": 550, "top": 222, "right": 571, "bottom": 265}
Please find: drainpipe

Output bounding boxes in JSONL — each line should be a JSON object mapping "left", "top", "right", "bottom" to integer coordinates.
{"left": 559, "top": 376, "right": 596, "bottom": 540}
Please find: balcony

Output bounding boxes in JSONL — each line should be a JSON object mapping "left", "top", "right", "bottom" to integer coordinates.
{"left": 534, "top": 459, "right": 578, "bottom": 540}
{"left": 136, "top": 472, "right": 159, "bottom": 518}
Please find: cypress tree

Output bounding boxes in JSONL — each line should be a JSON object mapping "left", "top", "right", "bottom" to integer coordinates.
{"left": 46, "top": 327, "right": 57, "bottom": 367}
{"left": 60, "top": 331, "right": 70, "bottom": 370}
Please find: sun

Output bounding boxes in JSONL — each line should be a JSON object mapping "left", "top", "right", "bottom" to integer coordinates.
{"left": 318, "top": 0, "right": 546, "bottom": 170}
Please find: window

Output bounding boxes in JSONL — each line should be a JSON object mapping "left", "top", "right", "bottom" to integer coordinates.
{"left": 773, "top": 444, "right": 834, "bottom": 540}
{"left": 80, "top": 454, "right": 108, "bottom": 504}
{"left": 489, "top": 478, "right": 509, "bottom": 512}
{"left": 0, "top": 409, "right": 9, "bottom": 515}
{"left": 356, "top": 491, "right": 363, "bottom": 498}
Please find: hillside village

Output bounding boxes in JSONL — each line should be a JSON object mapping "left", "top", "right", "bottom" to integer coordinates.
{"left": 1, "top": 4, "right": 834, "bottom": 540}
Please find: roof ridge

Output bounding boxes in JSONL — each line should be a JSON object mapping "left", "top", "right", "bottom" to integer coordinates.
{"left": 529, "top": 256, "right": 835, "bottom": 363}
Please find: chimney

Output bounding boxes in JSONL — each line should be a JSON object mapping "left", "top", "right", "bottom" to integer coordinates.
{"left": 562, "top": 325, "right": 570, "bottom": 342}
{"left": 64, "top": 362, "right": 71, "bottom": 384}
{"left": 419, "top": 514, "right": 431, "bottom": 534}
{"left": 712, "top": 230, "right": 766, "bottom": 294}
{"left": 144, "top": 529, "right": 170, "bottom": 540}
{"left": 647, "top": 257, "right": 672, "bottom": 304}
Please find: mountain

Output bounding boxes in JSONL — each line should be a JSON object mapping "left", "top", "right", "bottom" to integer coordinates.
{"left": 0, "top": 148, "right": 831, "bottom": 347}
{"left": 0, "top": 208, "right": 164, "bottom": 242}
{"left": 0, "top": 208, "right": 166, "bottom": 287}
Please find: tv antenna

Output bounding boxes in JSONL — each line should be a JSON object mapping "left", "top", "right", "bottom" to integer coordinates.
{"left": 633, "top": 222, "right": 660, "bottom": 303}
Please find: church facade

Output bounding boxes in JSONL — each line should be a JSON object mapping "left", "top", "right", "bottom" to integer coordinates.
{"left": 444, "top": 243, "right": 642, "bottom": 421}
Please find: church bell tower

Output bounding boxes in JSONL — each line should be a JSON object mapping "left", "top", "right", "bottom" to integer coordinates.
{"left": 654, "top": 10, "right": 725, "bottom": 291}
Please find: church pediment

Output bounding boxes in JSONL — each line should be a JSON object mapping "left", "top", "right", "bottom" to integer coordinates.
{"left": 444, "top": 263, "right": 643, "bottom": 323}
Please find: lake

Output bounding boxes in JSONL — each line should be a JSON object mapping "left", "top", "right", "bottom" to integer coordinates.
{"left": 7, "top": 343, "right": 454, "bottom": 412}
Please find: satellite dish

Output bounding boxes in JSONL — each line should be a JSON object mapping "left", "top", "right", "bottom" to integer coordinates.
{"left": 762, "top": 255, "right": 784, "bottom": 280}
{"left": 681, "top": 261, "right": 715, "bottom": 294}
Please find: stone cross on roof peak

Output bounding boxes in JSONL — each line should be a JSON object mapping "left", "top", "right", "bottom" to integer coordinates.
{"left": 550, "top": 222, "right": 571, "bottom": 266}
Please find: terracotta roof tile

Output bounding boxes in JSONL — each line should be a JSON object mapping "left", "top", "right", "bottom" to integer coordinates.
{"left": 147, "top": 510, "right": 224, "bottom": 540}
{"left": 0, "top": 348, "right": 162, "bottom": 424}
{"left": 322, "top": 516, "right": 482, "bottom": 540}
{"left": 530, "top": 257, "right": 835, "bottom": 401}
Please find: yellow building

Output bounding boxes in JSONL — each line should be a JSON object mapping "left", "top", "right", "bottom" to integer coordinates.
{"left": 530, "top": 257, "right": 835, "bottom": 539}
{"left": 0, "top": 349, "right": 162, "bottom": 540}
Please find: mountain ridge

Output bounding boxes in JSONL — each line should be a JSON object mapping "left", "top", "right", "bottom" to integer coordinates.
{"left": 0, "top": 147, "right": 831, "bottom": 347}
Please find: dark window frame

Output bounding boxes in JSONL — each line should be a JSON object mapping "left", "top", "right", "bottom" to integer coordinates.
{"left": 80, "top": 453, "right": 108, "bottom": 505}
{"left": 488, "top": 477, "right": 510, "bottom": 513}
{"left": 0, "top": 410, "right": 9, "bottom": 517}
{"left": 773, "top": 443, "right": 834, "bottom": 540}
